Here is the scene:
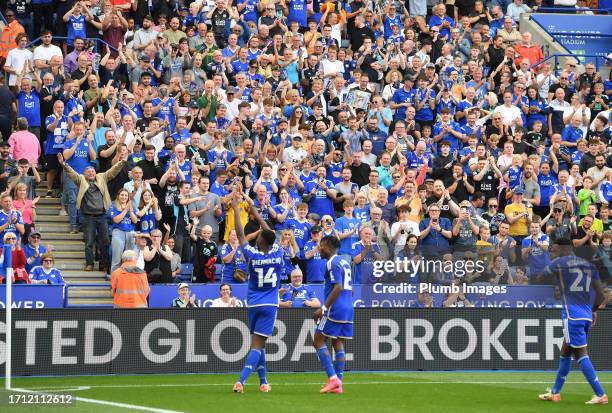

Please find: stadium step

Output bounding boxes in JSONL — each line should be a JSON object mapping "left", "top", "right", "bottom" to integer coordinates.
{"left": 42, "top": 240, "right": 85, "bottom": 252}
{"left": 68, "top": 287, "right": 113, "bottom": 299}
{"left": 35, "top": 206, "right": 63, "bottom": 215}
{"left": 36, "top": 222, "right": 74, "bottom": 233}
{"left": 56, "top": 259, "right": 94, "bottom": 271}
{"left": 68, "top": 297, "right": 113, "bottom": 306}
{"left": 35, "top": 197, "right": 61, "bottom": 206}
{"left": 63, "top": 269, "right": 106, "bottom": 277}
{"left": 36, "top": 214, "right": 69, "bottom": 223}
{"left": 65, "top": 278, "right": 110, "bottom": 284}
{"left": 47, "top": 250, "right": 85, "bottom": 259}
{"left": 41, "top": 231, "right": 83, "bottom": 242}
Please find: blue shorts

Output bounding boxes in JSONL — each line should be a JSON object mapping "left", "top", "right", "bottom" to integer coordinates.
{"left": 316, "top": 315, "right": 353, "bottom": 339}
{"left": 563, "top": 318, "right": 591, "bottom": 348}
{"left": 248, "top": 306, "right": 278, "bottom": 337}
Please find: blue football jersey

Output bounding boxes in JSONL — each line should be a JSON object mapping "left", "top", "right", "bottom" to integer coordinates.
{"left": 325, "top": 255, "right": 354, "bottom": 323}
{"left": 543, "top": 255, "right": 600, "bottom": 321}
{"left": 243, "top": 243, "right": 284, "bottom": 307}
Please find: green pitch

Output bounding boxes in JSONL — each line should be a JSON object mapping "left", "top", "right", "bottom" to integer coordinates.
{"left": 2, "top": 371, "right": 610, "bottom": 413}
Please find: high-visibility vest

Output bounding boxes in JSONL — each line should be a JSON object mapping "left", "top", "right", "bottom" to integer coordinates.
{"left": 111, "top": 265, "right": 150, "bottom": 308}
{"left": 0, "top": 21, "right": 25, "bottom": 59}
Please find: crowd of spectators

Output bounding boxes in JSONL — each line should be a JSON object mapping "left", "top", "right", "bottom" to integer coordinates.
{"left": 0, "top": 0, "right": 610, "bottom": 290}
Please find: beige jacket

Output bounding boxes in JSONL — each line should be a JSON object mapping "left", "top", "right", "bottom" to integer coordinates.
{"left": 64, "top": 161, "right": 125, "bottom": 210}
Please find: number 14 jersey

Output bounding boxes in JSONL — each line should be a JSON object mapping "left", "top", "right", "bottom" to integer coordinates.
{"left": 244, "top": 243, "right": 284, "bottom": 307}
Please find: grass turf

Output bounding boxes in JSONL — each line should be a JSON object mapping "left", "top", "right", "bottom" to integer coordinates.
{"left": 1, "top": 371, "right": 610, "bottom": 412}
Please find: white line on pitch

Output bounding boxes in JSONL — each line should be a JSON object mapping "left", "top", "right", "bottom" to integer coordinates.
{"left": 21, "top": 381, "right": 612, "bottom": 390}
{"left": 11, "top": 388, "right": 185, "bottom": 413}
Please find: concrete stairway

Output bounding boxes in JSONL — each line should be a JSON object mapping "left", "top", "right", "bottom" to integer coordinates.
{"left": 34, "top": 188, "right": 112, "bottom": 306}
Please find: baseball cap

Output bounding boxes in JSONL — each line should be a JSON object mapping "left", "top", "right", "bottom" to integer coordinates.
{"left": 292, "top": 134, "right": 303, "bottom": 141}
{"left": 29, "top": 231, "right": 41, "bottom": 238}
{"left": 311, "top": 226, "right": 323, "bottom": 233}
{"left": 459, "top": 200, "right": 471, "bottom": 208}
{"left": 514, "top": 188, "right": 524, "bottom": 195}
{"left": 138, "top": 53, "right": 148, "bottom": 61}
{"left": 425, "top": 63, "right": 435, "bottom": 69}
{"left": 178, "top": 283, "right": 190, "bottom": 290}
{"left": 226, "top": 86, "right": 238, "bottom": 94}
{"left": 553, "top": 202, "right": 563, "bottom": 211}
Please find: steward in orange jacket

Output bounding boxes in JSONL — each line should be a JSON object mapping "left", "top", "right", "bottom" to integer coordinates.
{"left": 111, "top": 250, "right": 150, "bottom": 308}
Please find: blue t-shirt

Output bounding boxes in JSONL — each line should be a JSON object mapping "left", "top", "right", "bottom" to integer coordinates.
{"left": 522, "top": 233, "right": 551, "bottom": 275}
{"left": 29, "top": 266, "right": 65, "bottom": 285}
{"left": 64, "top": 137, "right": 93, "bottom": 174}
{"left": 44, "top": 114, "right": 69, "bottom": 155}
{"left": 67, "top": 14, "right": 87, "bottom": 46}
{"left": 0, "top": 210, "right": 23, "bottom": 241}
{"left": 303, "top": 179, "right": 335, "bottom": 219}
{"left": 108, "top": 204, "right": 135, "bottom": 232}
{"left": 303, "top": 240, "right": 325, "bottom": 283}
{"left": 281, "top": 284, "right": 316, "bottom": 307}
{"left": 600, "top": 181, "right": 612, "bottom": 204}
{"left": 352, "top": 241, "right": 382, "bottom": 284}
{"left": 335, "top": 215, "right": 359, "bottom": 255}
{"left": 288, "top": 0, "right": 307, "bottom": 26}
{"left": 325, "top": 255, "right": 354, "bottom": 323}
{"left": 137, "top": 208, "right": 157, "bottom": 234}
{"left": 244, "top": 243, "right": 284, "bottom": 307}
{"left": 433, "top": 121, "right": 464, "bottom": 152}
{"left": 391, "top": 87, "right": 415, "bottom": 120}
{"left": 538, "top": 173, "right": 558, "bottom": 207}
{"left": 220, "top": 243, "right": 247, "bottom": 283}
{"left": 151, "top": 97, "right": 176, "bottom": 131}
{"left": 18, "top": 90, "right": 41, "bottom": 127}
{"left": 24, "top": 244, "right": 47, "bottom": 273}
{"left": 543, "top": 255, "right": 600, "bottom": 321}
{"left": 285, "top": 218, "right": 311, "bottom": 250}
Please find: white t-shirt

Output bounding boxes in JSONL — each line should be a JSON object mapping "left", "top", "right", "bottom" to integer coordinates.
{"left": 494, "top": 104, "right": 522, "bottom": 128}
{"left": 282, "top": 146, "right": 309, "bottom": 167}
{"left": 390, "top": 220, "right": 421, "bottom": 252}
{"left": 320, "top": 58, "right": 344, "bottom": 85}
{"left": 33, "top": 44, "right": 63, "bottom": 63}
{"left": 5, "top": 48, "right": 32, "bottom": 86}
{"left": 211, "top": 298, "right": 239, "bottom": 307}
{"left": 536, "top": 73, "right": 558, "bottom": 99}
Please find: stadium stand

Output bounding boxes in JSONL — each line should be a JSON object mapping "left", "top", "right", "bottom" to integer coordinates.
{"left": 0, "top": 0, "right": 609, "bottom": 308}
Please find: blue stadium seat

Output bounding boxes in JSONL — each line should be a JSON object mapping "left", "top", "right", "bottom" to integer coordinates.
{"left": 176, "top": 263, "right": 193, "bottom": 282}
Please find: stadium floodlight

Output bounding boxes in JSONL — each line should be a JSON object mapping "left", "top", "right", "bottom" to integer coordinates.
{"left": 3, "top": 243, "right": 13, "bottom": 390}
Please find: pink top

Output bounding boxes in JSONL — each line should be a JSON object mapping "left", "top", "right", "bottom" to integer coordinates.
{"left": 13, "top": 199, "right": 34, "bottom": 224}
{"left": 8, "top": 130, "right": 41, "bottom": 167}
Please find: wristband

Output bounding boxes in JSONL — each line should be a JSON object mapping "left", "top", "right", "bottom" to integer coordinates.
{"left": 321, "top": 305, "right": 327, "bottom": 314}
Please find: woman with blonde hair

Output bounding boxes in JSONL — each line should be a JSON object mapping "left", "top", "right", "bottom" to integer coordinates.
{"left": 382, "top": 70, "right": 403, "bottom": 101}
{"left": 12, "top": 182, "right": 39, "bottom": 241}
{"left": 109, "top": 188, "right": 138, "bottom": 271}
{"left": 137, "top": 189, "right": 162, "bottom": 235}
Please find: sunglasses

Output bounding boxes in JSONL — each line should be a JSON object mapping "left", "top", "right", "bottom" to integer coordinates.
{"left": 279, "top": 168, "right": 287, "bottom": 171}
{"left": 489, "top": 205, "right": 498, "bottom": 208}
{"left": 5, "top": 237, "right": 16, "bottom": 241}
{"left": 43, "top": 259, "right": 54, "bottom": 263}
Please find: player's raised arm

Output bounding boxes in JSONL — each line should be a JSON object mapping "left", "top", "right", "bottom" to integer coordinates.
{"left": 245, "top": 194, "right": 272, "bottom": 232}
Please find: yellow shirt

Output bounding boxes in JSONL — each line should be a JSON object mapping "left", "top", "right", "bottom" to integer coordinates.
{"left": 223, "top": 200, "right": 250, "bottom": 242}
{"left": 504, "top": 203, "right": 531, "bottom": 237}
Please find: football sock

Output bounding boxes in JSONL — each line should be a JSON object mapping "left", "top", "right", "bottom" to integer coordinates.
{"left": 551, "top": 356, "right": 572, "bottom": 394}
{"left": 577, "top": 356, "right": 605, "bottom": 397}
{"left": 239, "top": 349, "right": 262, "bottom": 385}
{"left": 256, "top": 349, "right": 268, "bottom": 385}
{"left": 334, "top": 350, "right": 346, "bottom": 381}
{"left": 317, "top": 346, "right": 337, "bottom": 379}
